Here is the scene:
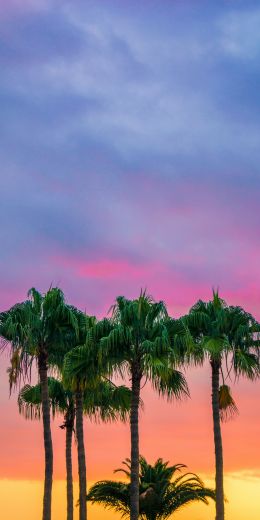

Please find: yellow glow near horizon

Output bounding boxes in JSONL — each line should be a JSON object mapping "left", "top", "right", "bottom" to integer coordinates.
{"left": 0, "top": 473, "right": 259, "bottom": 520}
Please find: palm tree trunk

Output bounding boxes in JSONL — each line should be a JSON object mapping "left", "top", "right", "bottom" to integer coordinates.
{"left": 66, "top": 405, "right": 75, "bottom": 520}
{"left": 130, "top": 363, "right": 141, "bottom": 520}
{"left": 39, "top": 353, "right": 53, "bottom": 520}
{"left": 211, "top": 358, "right": 224, "bottom": 520}
{"left": 76, "top": 390, "right": 87, "bottom": 520}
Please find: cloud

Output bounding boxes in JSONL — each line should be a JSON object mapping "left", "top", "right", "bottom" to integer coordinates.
{"left": 219, "top": 6, "right": 260, "bottom": 59}
{"left": 0, "top": 0, "right": 259, "bottom": 323}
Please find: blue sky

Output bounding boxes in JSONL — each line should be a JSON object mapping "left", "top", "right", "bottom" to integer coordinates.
{"left": 0, "top": 0, "right": 259, "bottom": 316}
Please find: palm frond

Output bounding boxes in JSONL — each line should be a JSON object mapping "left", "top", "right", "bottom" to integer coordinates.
{"left": 219, "top": 385, "right": 239, "bottom": 422}
{"left": 18, "top": 377, "right": 71, "bottom": 420}
{"left": 233, "top": 350, "right": 259, "bottom": 380}
{"left": 87, "top": 480, "right": 130, "bottom": 517}
{"left": 83, "top": 380, "right": 131, "bottom": 423}
{"left": 151, "top": 367, "right": 190, "bottom": 401}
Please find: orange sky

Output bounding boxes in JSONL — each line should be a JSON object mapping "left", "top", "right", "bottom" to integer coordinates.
{"left": 1, "top": 475, "right": 260, "bottom": 520}
{"left": 0, "top": 354, "right": 260, "bottom": 519}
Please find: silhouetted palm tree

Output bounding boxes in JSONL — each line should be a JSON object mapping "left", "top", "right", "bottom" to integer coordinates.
{"left": 87, "top": 456, "right": 215, "bottom": 520}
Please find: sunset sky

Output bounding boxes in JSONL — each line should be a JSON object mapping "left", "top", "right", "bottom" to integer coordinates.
{"left": 0, "top": 0, "right": 260, "bottom": 519}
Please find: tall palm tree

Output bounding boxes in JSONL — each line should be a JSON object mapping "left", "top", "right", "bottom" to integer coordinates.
{"left": 18, "top": 377, "right": 131, "bottom": 520}
{"left": 63, "top": 318, "right": 132, "bottom": 520}
{"left": 18, "top": 377, "right": 75, "bottom": 520}
{"left": 64, "top": 314, "right": 96, "bottom": 520}
{"left": 97, "top": 291, "right": 189, "bottom": 520}
{"left": 0, "top": 288, "right": 79, "bottom": 520}
{"left": 63, "top": 316, "right": 105, "bottom": 520}
{"left": 87, "top": 456, "right": 215, "bottom": 520}
{"left": 185, "top": 291, "right": 260, "bottom": 520}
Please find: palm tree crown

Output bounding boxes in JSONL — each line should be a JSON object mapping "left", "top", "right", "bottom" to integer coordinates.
{"left": 186, "top": 291, "right": 259, "bottom": 374}
{"left": 87, "top": 456, "right": 215, "bottom": 520}
{"left": 100, "top": 292, "right": 188, "bottom": 395}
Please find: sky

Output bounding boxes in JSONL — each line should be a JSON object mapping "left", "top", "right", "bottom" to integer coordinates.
{"left": 0, "top": 0, "right": 260, "bottom": 519}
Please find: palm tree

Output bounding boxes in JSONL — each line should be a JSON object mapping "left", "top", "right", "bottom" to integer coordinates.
{"left": 18, "top": 377, "right": 75, "bottom": 520}
{"left": 64, "top": 314, "right": 96, "bottom": 520}
{"left": 185, "top": 291, "right": 260, "bottom": 520}
{"left": 87, "top": 456, "right": 215, "bottom": 520}
{"left": 18, "top": 377, "right": 131, "bottom": 520}
{"left": 63, "top": 316, "right": 104, "bottom": 520}
{"left": 63, "top": 319, "right": 132, "bottom": 520}
{"left": 0, "top": 288, "right": 79, "bottom": 520}
{"left": 97, "top": 291, "right": 189, "bottom": 520}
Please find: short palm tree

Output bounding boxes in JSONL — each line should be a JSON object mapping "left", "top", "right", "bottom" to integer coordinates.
{"left": 185, "top": 291, "right": 260, "bottom": 520}
{"left": 0, "top": 288, "right": 79, "bottom": 520}
{"left": 18, "top": 377, "right": 131, "bottom": 520}
{"left": 98, "top": 291, "right": 189, "bottom": 520}
{"left": 87, "top": 456, "right": 215, "bottom": 520}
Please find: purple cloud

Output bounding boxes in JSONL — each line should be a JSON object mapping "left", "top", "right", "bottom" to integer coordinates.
{"left": 0, "top": 0, "right": 259, "bottom": 321}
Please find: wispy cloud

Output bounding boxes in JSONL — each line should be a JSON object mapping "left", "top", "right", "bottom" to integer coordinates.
{"left": 0, "top": 0, "right": 259, "bottom": 318}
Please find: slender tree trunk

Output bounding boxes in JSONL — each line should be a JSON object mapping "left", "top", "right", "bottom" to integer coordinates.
{"left": 65, "top": 404, "right": 75, "bottom": 520}
{"left": 39, "top": 352, "right": 53, "bottom": 520}
{"left": 130, "top": 363, "right": 142, "bottom": 520}
{"left": 76, "top": 390, "right": 87, "bottom": 520}
{"left": 211, "top": 358, "right": 225, "bottom": 520}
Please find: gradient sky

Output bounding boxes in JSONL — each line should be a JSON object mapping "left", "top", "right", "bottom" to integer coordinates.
{"left": 0, "top": 1, "right": 260, "bottom": 519}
